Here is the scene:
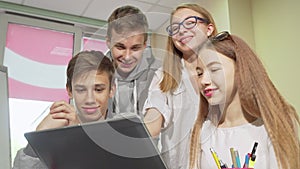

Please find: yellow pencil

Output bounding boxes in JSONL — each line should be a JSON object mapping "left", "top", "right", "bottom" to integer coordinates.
{"left": 248, "top": 154, "right": 256, "bottom": 168}
{"left": 230, "top": 148, "right": 238, "bottom": 168}
{"left": 210, "top": 148, "right": 221, "bottom": 169}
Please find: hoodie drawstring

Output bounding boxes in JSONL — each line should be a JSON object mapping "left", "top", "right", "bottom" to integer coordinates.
{"left": 114, "top": 78, "right": 138, "bottom": 115}
{"left": 114, "top": 78, "right": 120, "bottom": 114}
{"left": 133, "top": 79, "right": 137, "bottom": 115}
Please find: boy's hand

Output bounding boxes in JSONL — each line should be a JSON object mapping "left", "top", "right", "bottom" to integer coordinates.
{"left": 36, "top": 100, "right": 80, "bottom": 131}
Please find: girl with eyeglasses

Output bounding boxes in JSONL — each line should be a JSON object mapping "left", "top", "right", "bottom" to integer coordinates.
{"left": 189, "top": 31, "right": 299, "bottom": 169}
{"left": 143, "top": 3, "right": 217, "bottom": 169}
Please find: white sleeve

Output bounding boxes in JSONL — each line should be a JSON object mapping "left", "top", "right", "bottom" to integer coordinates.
{"left": 142, "top": 69, "right": 171, "bottom": 128}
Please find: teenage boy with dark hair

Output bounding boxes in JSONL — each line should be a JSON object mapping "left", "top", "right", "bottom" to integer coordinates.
{"left": 13, "top": 51, "right": 115, "bottom": 169}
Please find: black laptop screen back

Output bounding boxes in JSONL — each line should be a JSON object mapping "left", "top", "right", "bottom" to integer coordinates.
{"left": 25, "top": 116, "right": 167, "bottom": 169}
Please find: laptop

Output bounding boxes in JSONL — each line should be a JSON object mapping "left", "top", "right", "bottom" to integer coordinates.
{"left": 25, "top": 114, "right": 167, "bottom": 169}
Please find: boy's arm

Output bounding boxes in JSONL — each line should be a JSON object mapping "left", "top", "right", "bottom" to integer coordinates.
{"left": 13, "top": 100, "right": 79, "bottom": 169}
{"left": 12, "top": 144, "right": 47, "bottom": 169}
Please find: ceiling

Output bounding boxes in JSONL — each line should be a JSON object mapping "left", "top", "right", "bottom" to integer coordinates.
{"left": 0, "top": 0, "right": 208, "bottom": 32}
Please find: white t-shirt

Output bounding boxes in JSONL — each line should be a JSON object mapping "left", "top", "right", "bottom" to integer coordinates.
{"left": 143, "top": 64, "right": 199, "bottom": 169}
{"left": 199, "top": 118, "right": 278, "bottom": 169}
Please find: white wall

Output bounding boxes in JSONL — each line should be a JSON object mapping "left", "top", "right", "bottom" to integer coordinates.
{"left": 228, "top": 0, "right": 255, "bottom": 49}
{"left": 251, "top": 0, "right": 300, "bottom": 112}
{"left": 226, "top": 0, "right": 299, "bottom": 113}
{"left": 201, "top": 0, "right": 231, "bottom": 32}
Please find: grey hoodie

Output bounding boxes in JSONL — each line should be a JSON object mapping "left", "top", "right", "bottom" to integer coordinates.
{"left": 108, "top": 46, "right": 161, "bottom": 116}
{"left": 13, "top": 144, "right": 47, "bottom": 169}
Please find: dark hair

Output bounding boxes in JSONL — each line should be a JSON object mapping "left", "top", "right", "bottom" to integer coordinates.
{"left": 107, "top": 5, "right": 148, "bottom": 42}
{"left": 66, "top": 50, "right": 115, "bottom": 91}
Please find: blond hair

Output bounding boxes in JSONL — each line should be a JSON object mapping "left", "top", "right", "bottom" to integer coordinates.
{"left": 106, "top": 5, "right": 148, "bottom": 42}
{"left": 189, "top": 35, "right": 300, "bottom": 169}
{"left": 160, "top": 3, "right": 217, "bottom": 93}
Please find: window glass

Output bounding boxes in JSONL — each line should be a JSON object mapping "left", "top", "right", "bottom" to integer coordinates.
{"left": 82, "top": 37, "right": 108, "bottom": 53}
{"left": 3, "top": 23, "right": 74, "bottom": 159}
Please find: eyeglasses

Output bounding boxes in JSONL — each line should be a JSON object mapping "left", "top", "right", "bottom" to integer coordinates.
{"left": 209, "top": 31, "right": 231, "bottom": 43}
{"left": 166, "top": 16, "right": 209, "bottom": 36}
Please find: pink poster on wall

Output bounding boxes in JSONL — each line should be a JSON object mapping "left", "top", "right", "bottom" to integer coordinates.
{"left": 4, "top": 23, "right": 73, "bottom": 102}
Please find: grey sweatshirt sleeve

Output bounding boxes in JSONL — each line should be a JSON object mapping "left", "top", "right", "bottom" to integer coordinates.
{"left": 12, "top": 144, "right": 48, "bottom": 169}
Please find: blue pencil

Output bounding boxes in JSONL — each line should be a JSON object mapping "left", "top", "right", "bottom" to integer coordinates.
{"left": 234, "top": 150, "right": 241, "bottom": 168}
{"left": 243, "top": 153, "right": 250, "bottom": 168}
